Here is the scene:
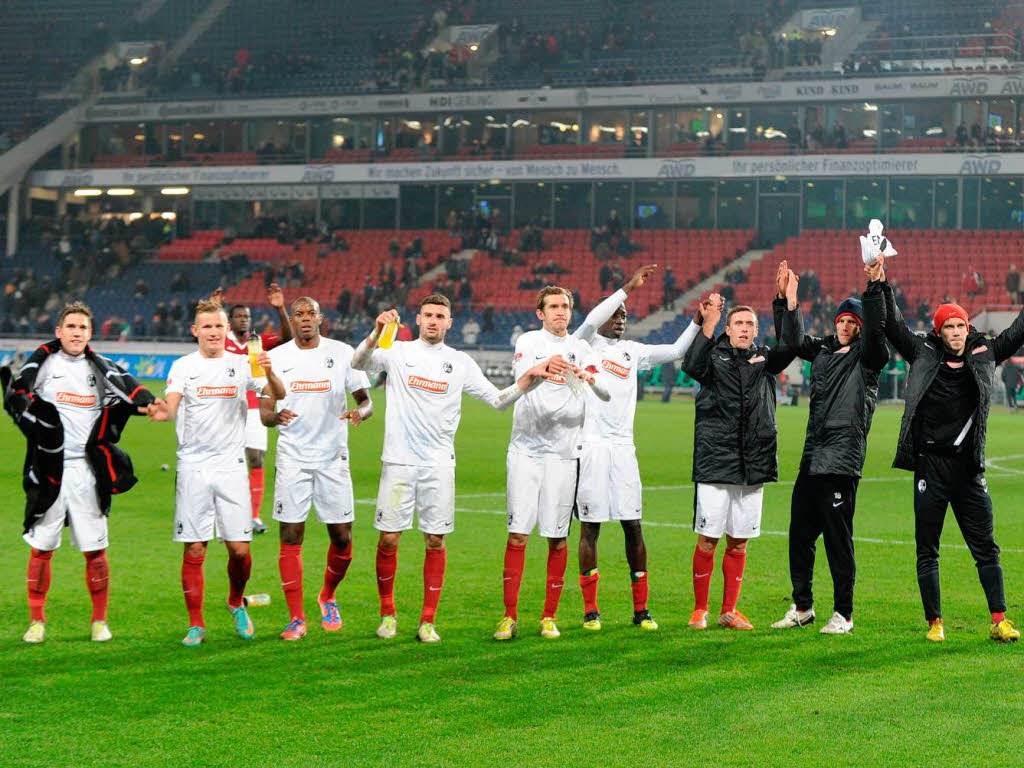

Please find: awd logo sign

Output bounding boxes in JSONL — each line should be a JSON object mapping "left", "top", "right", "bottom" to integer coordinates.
{"left": 959, "top": 155, "right": 1001, "bottom": 174}
{"left": 950, "top": 78, "right": 989, "bottom": 96}
{"left": 657, "top": 160, "right": 696, "bottom": 178}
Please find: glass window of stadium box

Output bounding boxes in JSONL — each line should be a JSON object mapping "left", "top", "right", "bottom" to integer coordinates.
{"left": 879, "top": 103, "right": 902, "bottom": 149}
{"left": 634, "top": 182, "right": 673, "bottom": 229}
{"left": 962, "top": 100, "right": 986, "bottom": 143}
{"left": 166, "top": 124, "right": 185, "bottom": 160}
{"left": 584, "top": 110, "right": 628, "bottom": 145}
{"left": 901, "top": 101, "right": 955, "bottom": 140}
{"left": 934, "top": 178, "right": 958, "bottom": 229}
{"left": 445, "top": 113, "right": 508, "bottom": 156}
{"left": 980, "top": 177, "right": 1023, "bottom": 229}
{"left": 627, "top": 111, "right": 649, "bottom": 157}
{"left": 803, "top": 180, "right": 844, "bottom": 228}
{"left": 845, "top": 179, "right": 886, "bottom": 225}
{"left": 676, "top": 181, "right": 715, "bottom": 229}
{"left": 726, "top": 109, "right": 746, "bottom": 152}
{"left": 553, "top": 183, "right": 592, "bottom": 228}
{"left": 514, "top": 182, "right": 553, "bottom": 228}
{"left": 716, "top": 181, "right": 755, "bottom": 229}
{"left": 963, "top": 177, "right": 980, "bottom": 229}
{"left": 652, "top": 107, "right": 725, "bottom": 153}
{"left": 747, "top": 104, "right": 800, "bottom": 149}
{"left": 987, "top": 98, "right": 1019, "bottom": 144}
{"left": 890, "top": 179, "right": 933, "bottom": 228}
{"left": 474, "top": 182, "right": 511, "bottom": 230}
{"left": 820, "top": 102, "right": 877, "bottom": 149}
{"left": 439, "top": 184, "right": 474, "bottom": 223}
{"left": 187, "top": 122, "right": 221, "bottom": 154}
{"left": 247, "top": 119, "right": 307, "bottom": 161}
{"left": 594, "top": 182, "right": 632, "bottom": 229}
{"left": 394, "top": 115, "right": 439, "bottom": 150}
{"left": 222, "top": 121, "right": 244, "bottom": 153}
{"left": 803, "top": 106, "right": 829, "bottom": 151}
{"left": 363, "top": 197, "right": 397, "bottom": 228}
{"left": 400, "top": 184, "right": 437, "bottom": 228}
{"left": 322, "top": 198, "right": 360, "bottom": 230}
{"left": 531, "top": 111, "right": 581, "bottom": 148}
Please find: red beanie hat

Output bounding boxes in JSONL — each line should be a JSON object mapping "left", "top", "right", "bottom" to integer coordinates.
{"left": 933, "top": 303, "right": 969, "bottom": 333}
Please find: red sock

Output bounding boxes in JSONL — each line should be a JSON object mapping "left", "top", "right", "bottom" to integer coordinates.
{"left": 249, "top": 467, "right": 264, "bottom": 520}
{"left": 692, "top": 546, "right": 715, "bottom": 612}
{"left": 992, "top": 612, "right": 1006, "bottom": 623}
{"left": 279, "top": 543, "right": 304, "bottom": 621}
{"left": 543, "top": 546, "right": 568, "bottom": 619}
{"left": 930, "top": 618, "right": 943, "bottom": 627}
{"left": 182, "top": 553, "right": 206, "bottom": 627}
{"left": 630, "top": 570, "right": 649, "bottom": 613}
{"left": 420, "top": 548, "right": 447, "bottom": 624}
{"left": 502, "top": 542, "right": 526, "bottom": 620}
{"left": 580, "top": 569, "right": 600, "bottom": 614}
{"left": 27, "top": 549, "right": 53, "bottom": 623}
{"left": 84, "top": 550, "right": 110, "bottom": 622}
{"left": 227, "top": 552, "right": 252, "bottom": 609}
{"left": 321, "top": 540, "right": 353, "bottom": 603}
{"left": 721, "top": 548, "right": 747, "bottom": 614}
{"left": 376, "top": 545, "right": 398, "bottom": 616}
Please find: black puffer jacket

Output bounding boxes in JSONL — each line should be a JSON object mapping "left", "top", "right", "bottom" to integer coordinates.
{"left": 882, "top": 282, "right": 1024, "bottom": 473}
{"left": 773, "top": 286, "right": 888, "bottom": 478}
{"left": 682, "top": 305, "right": 801, "bottom": 485}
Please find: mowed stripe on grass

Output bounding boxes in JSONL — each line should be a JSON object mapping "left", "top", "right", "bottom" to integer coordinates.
{"left": 0, "top": 391, "right": 1022, "bottom": 766}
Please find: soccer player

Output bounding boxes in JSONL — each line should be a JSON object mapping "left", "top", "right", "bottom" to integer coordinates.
{"left": 219, "top": 282, "right": 293, "bottom": 534}
{"left": 769, "top": 261, "right": 888, "bottom": 635}
{"left": 352, "top": 294, "right": 552, "bottom": 643}
{"left": 876, "top": 254, "right": 1024, "bottom": 643}
{"left": 5, "top": 302, "right": 158, "bottom": 644}
{"left": 495, "top": 286, "right": 611, "bottom": 641}
{"left": 572, "top": 265, "right": 704, "bottom": 631}
{"left": 151, "top": 299, "right": 285, "bottom": 646}
{"left": 259, "top": 297, "right": 373, "bottom": 641}
{"left": 681, "top": 272, "right": 800, "bottom": 632}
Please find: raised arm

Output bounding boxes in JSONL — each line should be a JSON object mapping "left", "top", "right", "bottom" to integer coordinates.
{"left": 860, "top": 275, "right": 890, "bottom": 372}
{"left": 267, "top": 282, "right": 293, "bottom": 344}
{"left": 772, "top": 261, "right": 820, "bottom": 361}
{"left": 764, "top": 270, "right": 801, "bottom": 375}
{"left": 869, "top": 256, "right": 921, "bottom": 363}
{"left": 573, "top": 264, "right": 657, "bottom": 342}
{"left": 682, "top": 293, "right": 722, "bottom": 383}
{"left": 352, "top": 309, "right": 398, "bottom": 370}
{"left": 991, "top": 307, "right": 1024, "bottom": 363}
{"left": 640, "top": 314, "right": 703, "bottom": 368}
{"left": 464, "top": 355, "right": 553, "bottom": 411}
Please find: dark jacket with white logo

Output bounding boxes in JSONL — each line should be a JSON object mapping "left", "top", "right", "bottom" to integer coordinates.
{"left": 882, "top": 282, "right": 1024, "bottom": 473}
{"left": 773, "top": 285, "right": 888, "bottom": 478}
{"left": 682, "top": 305, "right": 801, "bottom": 486}
{"left": 2, "top": 340, "right": 156, "bottom": 533}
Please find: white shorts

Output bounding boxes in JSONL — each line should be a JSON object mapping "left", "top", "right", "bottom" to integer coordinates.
{"left": 174, "top": 464, "right": 253, "bottom": 542}
{"left": 577, "top": 443, "right": 643, "bottom": 523}
{"left": 506, "top": 451, "right": 578, "bottom": 539}
{"left": 244, "top": 407, "right": 267, "bottom": 452}
{"left": 374, "top": 463, "right": 456, "bottom": 535}
{"left": 272, "top": 460, "right": 354, "bottom": 525}
{"left": 24, "top": 460, "right": 108, "bottom": 552}
{"left": 694, "top": 482, "right": 764, "bottom": 539}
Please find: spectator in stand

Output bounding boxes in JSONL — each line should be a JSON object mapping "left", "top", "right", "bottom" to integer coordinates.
{"left": 1007, "top": 264, "right": 1021, "bottom": 304}
{"left": 462, "top": 316, "right": 481, "bottom": 345}
{"left": 600, "top": 263, "right": 613, "bottom": 292}
{"left": 832, "top": 121, "right": 848, "bottom": 150}
{"left": 133, "top": 279, "right": 148, "bottom": 299}
{"left": 446, "top": 209, "right": 459, "bottom": 236}
{"left": 482, "top": 304, "right": 495, "bottom": 333}
{"left": 963, "top": 266, "right": 983, "bottom": 298}
{"left": 170, "top": 271, "right": 190, "bottom": 292}
{"left": 662, "top": 267, "right": 677, "bottom": 310}
{"left": 458, "top": 277, "right": 473, "bottom": 312}
{"left": 131, "top": 314, "right": 147, "bottom": 337}
{"left": 336, "top": 288, "right": 352, "bottom": 318}
{"left": 956, "top": 122, "right": 968, "bottom": 148}
{"left": 362, "top": 275, "right": 376, "bottom": 317}
{"left": 917, "top": 298, "right": 932, "bottom": 327}
{"left": 1001, "top": 359, "right": 1022, "bottom": 412}
{"left": 606, "top": 209, "right": 623, "bottom": 238}
{"left": 509, "top": 324, "right": 523, "bottom": 347}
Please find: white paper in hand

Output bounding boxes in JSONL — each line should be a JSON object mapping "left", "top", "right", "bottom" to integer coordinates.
{"left": 859, "top": 219, "right": 897, "bottom": 265}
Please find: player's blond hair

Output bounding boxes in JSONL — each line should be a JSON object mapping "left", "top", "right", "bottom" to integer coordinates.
{"left": 536, "top": 285, "right": 573, "bottom": 311}
{"left": 57, "top": 301, "right": 93, "bottom": 327}
{"left": 194, "top": 298, "right": 227, "bottom": 322}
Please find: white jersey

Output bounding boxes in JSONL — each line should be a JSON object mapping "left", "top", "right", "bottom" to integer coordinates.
{"left": 356, "top": 337, "right": 506, "bottom": 467}
{"left": 33, "top": 351, "right": 103, "bottom": 460}
{"left": 268, "top": 338, "right": 370, "bottom": 466}
{"left": 509, "top": 329, "right": 600, "bottom": 458}
{"left": 166, "top": 352, "right": 264, "bottom": 469}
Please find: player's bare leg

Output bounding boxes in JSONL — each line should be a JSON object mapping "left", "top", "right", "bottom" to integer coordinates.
{"left": 278, "top": 521, "right": 307, "bottom": 640}
{"left": 541, "top": 536, "right": 568, "bottom": 638}
{"left": 689, "top": 533, "right": 718, "bottom": 629}
{"left": 579, "top": 522, "right": 602, "bottom": 630}
{"left": 418, "top": 533, "right": 446, "bottom": 643}
{"left": 718, "top": 536, "right": 752, "bottom": 630}
{"left": 84, "top": 549, "right": 112, "bottom": 642}
{"left": 182, "top": 541, "right": 208, "bottom": 646}
{"left": 225, "top": 539, "right": 255, "bottom": 640}
{"left": 622, "top": 520, "right": 657, "bottom": 630}
{"left": 246, "top": 448, "right": 267, "bottom": 534}
{"left": 318, "top": 522, "right": 352, "bottom": 632}
{"left": 495, "top": 532, "right": 529, "bottom": 640}
{"left": 375, "top": 530, "right": 400, "bottom": 638}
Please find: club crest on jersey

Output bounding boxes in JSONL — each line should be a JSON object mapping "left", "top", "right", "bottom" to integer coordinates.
{"left": 196, "top": 385, "right": 238, "bottom": 398}
{"left": 442, "top": 361, "right": 453, "bottom": 373}
{"left": 623, "top": 351, "right": 631, "bottom": 362}
{"left": 86, "top": 373, "right": 97, "bottom": 386}
{"left": 325, "top": 357, "right": 334, "bottom": 368}
{"left": 227, "top": 367, "right": 236, "bottom": 377}
{"left": 56, "top": 392, "right": 97, "bottom": 407}
{"left": 917, "top": 479, "right": 927, "bottom": 494}
{"left": 567, "top": 352, "right": 576, "bottom": 363}
{"left": 408, "top": 375, "right": 449, "bottom": 394}
{"left": 601, "top": 359, "right": 631, "bottom": 379}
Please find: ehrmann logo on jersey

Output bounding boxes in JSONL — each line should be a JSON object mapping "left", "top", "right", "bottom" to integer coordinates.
{"left": 56, "top": 392, "right": 97, "bottom": 407}
{"left": 601, "top": 359, "right": 631, "bottom": 379}
{"left": 196, "top": 386, "right": 238, "bottom": 398}
{"left": 408, "top": 376, "right": 449, "bottom": 394}
{"left": 290, "top": 380, "right": 331, "bottom": 393}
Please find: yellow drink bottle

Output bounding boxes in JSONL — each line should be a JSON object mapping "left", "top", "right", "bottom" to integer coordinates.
{"left": 247, "top": 336, "right": 265, "bottom": 376}
{"left": 378, "top": 319, "right": 399, "bottom": 349}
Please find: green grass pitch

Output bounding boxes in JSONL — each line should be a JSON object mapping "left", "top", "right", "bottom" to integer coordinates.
{"left": 1, "top": 387, "right": 1022, "bottom": 766}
